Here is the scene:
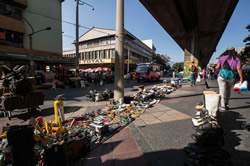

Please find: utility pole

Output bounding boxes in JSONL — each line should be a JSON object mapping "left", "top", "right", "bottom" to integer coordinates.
{"left": 127, "top": 49, "right": 129, "bottom": 73}
{"left": 114, "top": 0, "right": 124, "bottom": 102}
{"left": 75, "top": 0, "right": 80, "bottom": 76}
{"left": 75, "top": 0, "right": 94, "bottom": 76}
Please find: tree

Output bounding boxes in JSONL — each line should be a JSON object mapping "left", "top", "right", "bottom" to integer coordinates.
{"left": 152, "top": 54, "right": 171, "bottom": 70}
{"left": 172, "top": 62, "right": 184, "bottom": 72}
{"left": 241, "top": 25, "right": 250, "bottom": 65}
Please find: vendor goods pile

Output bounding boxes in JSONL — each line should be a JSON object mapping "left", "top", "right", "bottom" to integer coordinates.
{"left": 86, "top": 88, "right": 114, "bottom": 102}
{"left": 0, "top": 65, "right": 44, "bottom": 119}
{"left": 0, "top": 84, "right": 176, "bottom": 165}
{"left": 0, "top": 65, "right": 30, "bottom": 94}
{"left": 184, "top": 105, "right": 232, "bottom": 166}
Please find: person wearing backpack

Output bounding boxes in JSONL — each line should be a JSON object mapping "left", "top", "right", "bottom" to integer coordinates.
{"left": 215, "top": 46, "right": 243, "bottom": 111}
{"left": 189, "top": 61, "right": 198, "bottom": 86}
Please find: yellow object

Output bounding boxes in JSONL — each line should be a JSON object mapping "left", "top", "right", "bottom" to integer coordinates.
{"left": 203, "top": 91, "right": 217, "bottom": 94}
{"left": 54, "top": 99, "right": 64, "bottom": 124}
{"left": 0, "top": 131, "right": 7, "bottom": 138}
{"left": 36, "top": 125, "right": 43, "bottom": 134}
{"left": 195, "top": 105, "right": 204, "bottom": 110}
{"left": 45, "top": 121, "right": 52, "bottom": 135}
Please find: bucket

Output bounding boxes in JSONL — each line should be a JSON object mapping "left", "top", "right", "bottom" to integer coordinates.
{"left": 233, "top": 82, "right": 241, "bottom": 92}
{"left": 204, "top": 94, "right": 221, "bottom": 117}
{"left": 240, "top": 80, "right": 248, "bottom": 92}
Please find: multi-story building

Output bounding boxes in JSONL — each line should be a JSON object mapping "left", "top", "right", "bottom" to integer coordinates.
{"left": 0, "top": 0, "right": 68, "bottom": 73}
{"left": 63, "top": 27, "right": 155, "bottom": 71}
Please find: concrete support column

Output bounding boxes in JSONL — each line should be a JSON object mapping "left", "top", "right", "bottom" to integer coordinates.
{"left": 114, "top": 0, "right": 124, "bottom": 102}
{"left": 75, "top": 0, "right": 80, "bottom": 75}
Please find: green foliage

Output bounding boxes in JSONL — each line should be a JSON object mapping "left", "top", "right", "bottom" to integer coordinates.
{"left": 241, "top": 25, "right": 250, "bottom": 65}
{"left": 172, "top": 62, "right": 184, "bottom": 72}
{"left": 152, "top": 54, "right": 171, "bottom": 70}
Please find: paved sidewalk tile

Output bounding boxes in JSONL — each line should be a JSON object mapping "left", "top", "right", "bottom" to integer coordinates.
{"left": 140, "top": 113, "right": 155, "bottom": 120}
{"left": 133, "top": 118, "right": 146, "bottom": 127}
{"left": 147, "top": 107, "right": 162, "bottom": 113}
{"left": 113, "top": 150, "right": 147, "bottom": 166}
{"left": 142, "top": 118, "right": 161, "bottom": 125}
{"left": 157, "top": 113, "right": 177, "bottom": 122}
{"left": 112, "top": 127, "right": 132, "bottom": 141}
{"left": 113, "top": 137, "right": 139, "bottom": 154}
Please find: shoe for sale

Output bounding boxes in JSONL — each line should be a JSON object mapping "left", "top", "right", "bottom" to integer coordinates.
{"left": 219, "top": 107, "right": 226, "bottom": 112}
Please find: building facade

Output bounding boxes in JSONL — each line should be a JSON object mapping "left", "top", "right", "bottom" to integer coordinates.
{"left": 0, "top": 0, "right": 69, "bottom": 73}
{"left": 63, "top": 27, "right": 155, "bottom": 71}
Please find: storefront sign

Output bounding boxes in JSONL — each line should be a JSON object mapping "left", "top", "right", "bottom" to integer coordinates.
{"left": 46, "top": 56, "right": 74, "bottom": 63}
{"left": 125, "top": 59, "right": 140, "bottom": 64}
{"left": 80, "top": 58, "right": 115, "bottom": 64}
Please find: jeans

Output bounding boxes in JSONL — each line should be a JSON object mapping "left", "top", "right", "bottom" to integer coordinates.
{"left": 190, "top": 73, "right": 197, "bottom": 85}
{"left": 217, "top": 76, "right": 234, "bottom": 107}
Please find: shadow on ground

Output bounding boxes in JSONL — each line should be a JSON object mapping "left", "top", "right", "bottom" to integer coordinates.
{"left": 7, "top": 106, "right": 83, "bottom": 121}
{"left": 218, "top": 111, "right": 250, "bottom": 166}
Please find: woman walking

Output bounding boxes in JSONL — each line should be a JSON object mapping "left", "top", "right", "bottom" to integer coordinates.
{"left": 215, "top": 46, "right": 243, "bottom": 111}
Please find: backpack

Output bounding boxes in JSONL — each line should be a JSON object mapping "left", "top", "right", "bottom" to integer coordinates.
{"left": 191, "top": 65, "right": 196, "bottom": 72}
{"left": 220, "top": 58, "right": 234, "bottom": 79}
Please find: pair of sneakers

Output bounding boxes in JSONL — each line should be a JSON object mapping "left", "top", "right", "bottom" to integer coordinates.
{"left": 219, "top": 104, "right": 229, "bottom": 112}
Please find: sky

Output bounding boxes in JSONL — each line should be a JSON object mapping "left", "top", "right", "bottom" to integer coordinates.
{"left": 62, "top": 0, "right": 250, "bottom": 64}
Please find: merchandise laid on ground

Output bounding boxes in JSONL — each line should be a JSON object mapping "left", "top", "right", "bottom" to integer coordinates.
{"left": 183, "top": 90, "right": 245, "bottom": 166}
{"left": 0, "top": 74, "right": 182, "bottom": 165}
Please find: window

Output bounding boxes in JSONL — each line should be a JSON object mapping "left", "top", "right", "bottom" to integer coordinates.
{"left": 112, "top": 49, "right": 115, "bottom": 58}
{"left": 110, "top": 37, "right": 115, "bottom": 44}
{"left": 0, "top": 3, "right": 22, "bottom": 20}
{"left": 100, "top": 50, "right": 104, "bottom": 59}
{"left": 95, "top": 51, "right": 98, "bottom": 59}
{"left": 0, "top": 28, "right": 23, "bottom": 47}
{"left": 104, "top": 50, "right": 108, "bottom": 59}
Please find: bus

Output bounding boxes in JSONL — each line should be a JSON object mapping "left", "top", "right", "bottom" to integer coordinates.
{"left": 135, "top": 63, "right": 163, "bottom": 82}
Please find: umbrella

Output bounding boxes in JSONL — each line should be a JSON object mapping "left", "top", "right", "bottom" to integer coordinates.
{"left": 95, "top": 67, "right": 103, "bottom": 72}
{"left": 103, "top": 67, "right": 111, "bottom": 72}
{"left": 86, "top": 68, "right": 92, "bottom": 72}
{"left": 90, "top": 68, "right": 96, "bottom": 72}
{"left": 79, "top": 69, "right": 87, "bottom": 72}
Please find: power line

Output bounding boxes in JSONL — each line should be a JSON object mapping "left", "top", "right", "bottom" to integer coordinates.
{"left": 63, "top": 35, "right": 75, "bottom": 39}
{"left": 25, "top": 10, "right": 111, "bottom": 36}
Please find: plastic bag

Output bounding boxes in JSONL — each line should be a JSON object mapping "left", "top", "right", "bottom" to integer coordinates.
{"left": 240, "top": 80, "right": 248, "bottom": 92}
{"left": 233, "top": 82, "right": 241, "bottom": 92}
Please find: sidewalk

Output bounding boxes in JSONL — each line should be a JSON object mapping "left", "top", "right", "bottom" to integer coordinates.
{"left": 72, "top": 79, "right": 250, "bottom": 166}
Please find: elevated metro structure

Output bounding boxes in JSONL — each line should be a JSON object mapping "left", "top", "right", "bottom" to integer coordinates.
{"left": 139, "top": 0, "right": 239, "bottom": 68}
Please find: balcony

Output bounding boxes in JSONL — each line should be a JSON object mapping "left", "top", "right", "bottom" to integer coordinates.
{"left": 0, "top": 15, "right": 25, "bottom": 33}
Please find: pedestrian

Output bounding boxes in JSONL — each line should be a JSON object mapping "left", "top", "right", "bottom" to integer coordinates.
{"left": 215, "top": 46, "right": 243, "bottom": 111}
{"left": 99, "top": 71, "right": 104, "bottom": 86}
{"left": 207, "top": 69, "right": 211, "bottom": 80}
{"left": 173, "top": 70, "right": 176, "bottom": 78}
{"left": 94, "top": 72, "right": 99, "bottom": 85}
{"left": 126, "top": 72, "right": 130, "bottom": 83}
{"left": 189, "top": 61, "right": 198, "bottom": 86}
{"left": 203, "top": 68, "right": 206, "bottom": 80}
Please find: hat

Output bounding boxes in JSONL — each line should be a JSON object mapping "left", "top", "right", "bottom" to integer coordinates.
{"left": 226, "top": 46, "right": 235, "bottom": 51}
